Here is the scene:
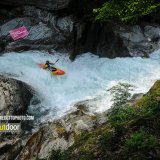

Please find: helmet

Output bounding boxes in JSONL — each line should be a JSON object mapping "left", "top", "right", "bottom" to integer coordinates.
{"left": 46, "top": 60, "right": 50, "bottom": 64}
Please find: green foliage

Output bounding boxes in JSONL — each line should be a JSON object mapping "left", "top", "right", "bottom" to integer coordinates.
{"left": 49, "top": 149, "right": 65, "bottom": 160}
{"left": 63, "top": 81, "right": 160, "bottom": 160}
{"left": 108, "top": 82, "right": 134, "bottom": 108}
{"left": 94, "top": 0, "right": 160, "bottom": 22}
{"left": 100, "top": 128, "right": 116, "bottom": 151}
{"left": 124, "top": 129, "right": 159, "bottom": 159}
{"left": 125, "top": 129, "right": 158, "bottom": 151}
{"left": 108, "top": 105, "right": 137, "bottom": 128}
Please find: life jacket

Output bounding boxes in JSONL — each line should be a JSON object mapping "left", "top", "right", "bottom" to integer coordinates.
{"left": 44, "top": 64, "right": 49, "bottom": 69}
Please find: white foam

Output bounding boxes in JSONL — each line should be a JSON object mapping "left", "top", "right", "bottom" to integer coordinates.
{"left": 0, "top": 50, "right": 160, "bottom": 121}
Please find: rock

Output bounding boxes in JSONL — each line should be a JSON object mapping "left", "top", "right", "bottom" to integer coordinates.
{"left": 0, "top": 9, "right": 75, "bottom": 53}
{"left": 0, "top": 17, "right": 55, "bottom": 52}
{"left": 116, "top": 24, "right": 160, "bottom": 57}
{"left": 25, "top": 23, "right": 53, "bottom": 41}
{"left": 0, "top": 138, "right": 22, "bottom": 160}
{"left": 1, "top": 5, "right": 160, "bottom": 59}
{"left": 57, "top": 16, "right": 74, "bottom": 33}
{"left": 16, "top": 102, "right": 106, "bottom": 160}
{"left": 0, "top": 75, "right": 32, "bottom": 115}
{"left": 71, "top": 22, "right": 160, "bottom": 59}
{"left": 0, "top": 18, "right": 31, "bottom": 37}
{"left": 71, "top": 22, "right": 130, "bottom": 60}
{"left": 144, "top": 25, "right": 160, "bottom": 39}
{"left": 0, "top": 0, "right": 72, "bottom": 11}
{"left": 75, "top": 120, "right": 91, "bottom": 131}
{"left": 1, "top": 5, "right": 160, "bottom": 58}
{"left": 128, "top": 93, "right": 144, "bottom": 105}
{"left": 120, "top": 25, "right": 145, "bottom": 43}
{"left": 0, "top": 76, "right": 33, "bottom": 160}
{"left": 24, "top": 6, "right": 74, "bottom": 33}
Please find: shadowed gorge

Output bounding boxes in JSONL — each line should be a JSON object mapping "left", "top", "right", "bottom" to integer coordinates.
{"left": 0, "top": 0, "right": 160, "bottom": 159}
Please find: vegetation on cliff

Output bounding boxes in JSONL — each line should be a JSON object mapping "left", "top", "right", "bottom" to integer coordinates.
{"left": 93, "top": 0, "right": 160, "bottom": 22}
{"left": 48, "top": 80, "right": 160, "bottom": 160}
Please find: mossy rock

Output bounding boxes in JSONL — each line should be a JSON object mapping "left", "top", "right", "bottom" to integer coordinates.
{"left": 62, "top": 80, "right": 160, "bottom": 160}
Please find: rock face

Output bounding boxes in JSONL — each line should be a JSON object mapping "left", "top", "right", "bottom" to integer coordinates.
{"left": 71, "top": 22, "right": 160, "bottom": 59}
{"left": 0, "top": 6, "right": 74, "bottom": 54}
{"left": 0, "top": 0, "right": 72, "bottom": 11}
{"left": 0, "top": 76, "right": 32, "bottom": 115}
{"left": 0, "top": 76, "right": 33, "bottom": 160}
{"left": 0, "top": 5, "right": 160, "bottom": 58}
{"left": 71, "top": 22, "right": 130, "bottom": 59}
{"left": 16, "top": 104, "right": 106, "bottom": 160}
{"left": 116, "top": 24, "right": 160, "bottom": 57}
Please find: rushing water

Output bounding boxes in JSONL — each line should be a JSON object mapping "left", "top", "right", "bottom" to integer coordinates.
{"left": 0, "top": 50, "right": 160, "bottom": 121}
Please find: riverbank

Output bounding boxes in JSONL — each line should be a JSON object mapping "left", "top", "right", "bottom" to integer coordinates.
{"left": 0, "top": 76, "right": 159, "bottom": 159}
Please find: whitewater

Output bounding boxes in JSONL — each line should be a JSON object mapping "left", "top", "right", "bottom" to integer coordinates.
{"left": 0, "top": 50, "right": 160, "bottom": 122}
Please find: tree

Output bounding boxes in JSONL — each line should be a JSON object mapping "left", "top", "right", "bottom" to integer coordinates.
{"left": 108, "top": 82, "right": 134, "bottom": 108}
{"left": 93, "top": 0, "right": 160, "bottom": 22}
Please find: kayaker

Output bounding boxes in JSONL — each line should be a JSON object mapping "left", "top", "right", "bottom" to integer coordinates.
{"left": 45, "top": 61, "right": 57, "bottom": 71}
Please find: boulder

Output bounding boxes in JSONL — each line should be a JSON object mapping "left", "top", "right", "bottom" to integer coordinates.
{"left": 0, "top": 15, "right": 74, "bottom": 53}
{"left": 0, "top": 76, "right": 32, "bottom": 115}
{"left": 116, "top": 24, "right": 158, "bottom": 57}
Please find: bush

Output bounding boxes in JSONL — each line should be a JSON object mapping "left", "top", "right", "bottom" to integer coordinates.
{"left": 93, "top": 0, "right": 160, "bottom": 22}
{"left": 108, "top": 83, "right": 134, "bottom": 109}
{"left": 49, "top": 149, "right": 65, "bottom": 160}
{"left": 108, "top": 106, "right": 137, "bottom": 128}
{"left": 124, "top": 129, "right": 159, "bottom": 159}
{"left": 63, "top": 81, "right": 160, "bottom": 160}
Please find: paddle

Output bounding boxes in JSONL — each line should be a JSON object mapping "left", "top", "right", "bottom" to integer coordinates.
{"left": 53, "top": 59, "right": 59, "bottom": 65}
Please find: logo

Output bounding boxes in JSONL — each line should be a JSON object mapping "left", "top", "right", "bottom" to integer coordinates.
{"left": 0, "top": 123, "right": 21, "bottom": 132}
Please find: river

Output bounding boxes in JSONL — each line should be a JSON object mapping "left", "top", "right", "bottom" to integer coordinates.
{"left": 0, "top": 50, "right": 160, "bottom": 122}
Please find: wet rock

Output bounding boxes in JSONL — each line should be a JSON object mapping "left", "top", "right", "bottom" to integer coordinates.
{"left": 25, "top": 23, "right": 53, "bottom": 41}
{"left": 116, "top": 24, "right": 160, "bottom": 57}
{"left": 0, "top": 75, "right": 32, "bottom": 115}
{"left": 1, "top": 5, "right": 160, "bottom": 59}
{"left": 120, "top": 25, "right": 145, "bottom": 43}
{"left": 0, "top": 76, "right": 33, "bottom": 160}
{"left": 71, "top": 22, "right": 160, "bottom": 59}
{"left": 23, "top": 6, "right": 74, "bottom": 33}
{"left": 0, "top": 17, "right": 54, "bottom": 52}
{"left": 144, "top": 25, "right": 160, "bottom": 47}
{"left": 0, "top": 39, "right": 7, "bottom": 53}
{"left": 0, "top": 8, "right": 74, "bottom": 53}
{"left": 0, "top": 18, "right": 31, "bottom": 37}
{"left": 57, "top": 16, "right": 74, "bottom": 33}
{"left": 17, "top": 102, "right": 106, "bottom": 160}
{"left": 144, "top": 26, "right": 160, "bottom": 39}
{"left": 71, "top": 22, "right": 130, "bottom": 60}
